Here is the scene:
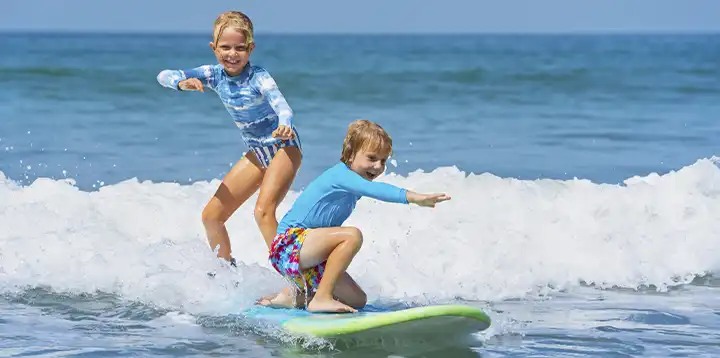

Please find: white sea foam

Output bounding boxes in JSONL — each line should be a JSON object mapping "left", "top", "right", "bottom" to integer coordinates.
{"left": 1, "top": 157, "right": 718, "bottom": 316}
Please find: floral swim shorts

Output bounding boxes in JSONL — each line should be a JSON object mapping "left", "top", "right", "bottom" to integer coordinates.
{"left": 268, "top": 227, "right": 325, "bottom": 294}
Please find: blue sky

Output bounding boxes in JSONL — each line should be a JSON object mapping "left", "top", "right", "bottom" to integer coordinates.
{"left": 2, "top": 0, "right": 719, "bottom": 34}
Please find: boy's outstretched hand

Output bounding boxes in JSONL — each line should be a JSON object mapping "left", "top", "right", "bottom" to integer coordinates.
{"left": 407, "top": 192, "right": 452, "bottom": 208}
{"left": 178, "top": 78, "right": 204, "bottom": 92}
{"left": 272, "top": 125, "right": 295, "bottom": 140}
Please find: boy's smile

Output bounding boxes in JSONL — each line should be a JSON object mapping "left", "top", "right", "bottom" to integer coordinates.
{"left": 350, "top": 149, "right": 389, "bottom": 181}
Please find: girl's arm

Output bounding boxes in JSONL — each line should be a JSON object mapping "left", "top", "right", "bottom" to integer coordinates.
{"left": 157, "top": 65, "right": 216, "bottom": 91}
{"left": 253, "top": 69, "right": 294, "bottom": 128}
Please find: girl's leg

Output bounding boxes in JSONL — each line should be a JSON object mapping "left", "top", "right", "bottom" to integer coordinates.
{"left": 202, "top": 152, "right": 265, "bottom": 261}
{"left": 299, "top": 227, "right": 364, "bottom": 313}
{"left": 254, "top": 145, "right": 302, "bottom": 249}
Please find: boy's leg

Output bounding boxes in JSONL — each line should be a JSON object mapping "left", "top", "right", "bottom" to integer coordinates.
{"left": 333, "top": 272, "right": 367, "bottom": 309}
{"left": 256, "top": 286, "right": 307, "bottom": 309}
{"left": 299, "top": 227, "right": 364, "bottom": 313}
{"left": 254, "top": 145, "right": 302, "bottom": 249}
{"left": 202, "top": 153, "right": 265, "bottom": 261}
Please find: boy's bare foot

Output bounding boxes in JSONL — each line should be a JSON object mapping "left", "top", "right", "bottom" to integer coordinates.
{"left": 256, "top": 287, "right": 296, "bottom": 309}
{"left": 307, "top": 296, "right": 357, "bottom": 313}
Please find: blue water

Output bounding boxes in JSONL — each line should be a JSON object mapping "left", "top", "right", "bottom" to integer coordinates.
{"left": 1, "top": 32, "right": 719, "bottom": 357}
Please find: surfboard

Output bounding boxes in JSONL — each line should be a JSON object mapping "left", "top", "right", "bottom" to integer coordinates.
{"left": 243, "top": 303, "right": 491, "bottom": 351}
{"left": 282, "top": 304, "right": 491, "bottom": 337}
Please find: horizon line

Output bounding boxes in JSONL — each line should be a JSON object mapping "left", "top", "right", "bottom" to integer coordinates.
{"left": 1, "top": 29, "right": 719, "bottom": 36}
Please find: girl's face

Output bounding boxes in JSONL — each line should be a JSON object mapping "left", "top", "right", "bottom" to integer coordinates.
{"left": 349, "top": 147, "right": 390, "bottom": 181}
{"left": 210, "top": 28, "right": 254, "bottom": 76}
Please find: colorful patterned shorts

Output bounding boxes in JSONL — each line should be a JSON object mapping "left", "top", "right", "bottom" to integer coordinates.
{"left": 269, "top": 227, "right": 325, "bottom": 294}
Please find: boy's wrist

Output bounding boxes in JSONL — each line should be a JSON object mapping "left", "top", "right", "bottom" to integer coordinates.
{"left": 406, "top": 191, "right": 417, "bottom": 204}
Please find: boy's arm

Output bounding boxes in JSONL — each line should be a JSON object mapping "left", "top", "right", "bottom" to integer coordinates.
{"left": 254, "top": 70, "right": 294, "bottom": 128}
{"left": 157, "top": 65, "right": 216, "bottom": 90}
{"left": 335, "top": 165, "right": 452, "bottom": 207}
{"left": 335, "top": 167, "right": 409, "bottom": 204}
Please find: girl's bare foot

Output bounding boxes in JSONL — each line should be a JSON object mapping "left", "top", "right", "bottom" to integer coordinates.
{"left": 307, "top": 296, "right": 357, "bottom": 313}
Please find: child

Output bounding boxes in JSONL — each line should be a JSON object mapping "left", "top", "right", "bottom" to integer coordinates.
{"left": 156, "top": 11, "right": 302, "bottom": 265}
{"left": 258, "top": 119, "right": 451, "bottom": 313}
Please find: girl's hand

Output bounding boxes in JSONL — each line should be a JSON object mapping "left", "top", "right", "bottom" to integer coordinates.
{"left": 272, "top": 125, "right": 295, "bottom": 140}
{"left": 407, "top": 192, "right": 452, "bottom": 208}
{"left": 178, "top": 78, "right": 204, "bottom": 92}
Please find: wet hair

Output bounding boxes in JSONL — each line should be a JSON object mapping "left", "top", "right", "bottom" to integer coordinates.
{"left": 340, "top": 119, "right": 393, "bottom": 165}
{"left": 213, "top": 11, "right": 254, "bottom": 45}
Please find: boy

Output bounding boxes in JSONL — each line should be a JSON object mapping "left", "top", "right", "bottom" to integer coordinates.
{"left": 259, "top": 120, "right": 451, "bottom": 313}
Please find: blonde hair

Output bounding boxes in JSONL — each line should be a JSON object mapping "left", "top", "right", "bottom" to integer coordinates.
{"left": 340, "top": 120, "right": 393, "bottom": 165}
{"left": 213, "top": 11, "right": 254, "bottom": 45}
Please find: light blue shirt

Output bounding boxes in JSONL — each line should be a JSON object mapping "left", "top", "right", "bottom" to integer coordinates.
{"left": 157, "top": 63, "right": 295, "bottom": 148}
{"left": 277, "top": 163, "right": 409, "bottom": 235}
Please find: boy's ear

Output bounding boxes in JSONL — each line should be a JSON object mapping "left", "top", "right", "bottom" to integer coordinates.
{"left": 209, "top": 42, "right": 216, "bottom": 51}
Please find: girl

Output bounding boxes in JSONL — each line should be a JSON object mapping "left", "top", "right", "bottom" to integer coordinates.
{"left": 259, "top": 119, "right": 451, "bottom": 313}
{"left": 157, "top": 11, "right": 302, "bottom": 264}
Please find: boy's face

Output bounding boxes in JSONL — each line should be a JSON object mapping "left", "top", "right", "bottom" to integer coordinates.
{"left": 349, "top": 147, "right": 390, "bottom": 181}
{"left": 210, "top": 28, "right": 254, "bottom": 76}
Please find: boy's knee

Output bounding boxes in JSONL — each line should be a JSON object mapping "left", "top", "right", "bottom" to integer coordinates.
{"left": 346, "top": 227, "right": 364, "bottom": 250}
{"left": 349, "top": 290, "right": 367, "bottom": 309}
{"left": 357, "top": 290, "right": 367, "bottom": 307}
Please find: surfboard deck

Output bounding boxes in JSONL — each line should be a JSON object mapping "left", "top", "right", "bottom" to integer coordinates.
{"left": 243, "top": 303, "right": 491, "bottom": 340}
{"left": 284, "top": 304, "right": 490, "bottom": 338}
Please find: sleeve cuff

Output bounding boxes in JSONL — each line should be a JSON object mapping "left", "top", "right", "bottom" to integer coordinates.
{"left": 399, "top": 188, "right": 409, "bottom": 204}
{"left": 278, "top": 117, "right": 292, "bottom": 128}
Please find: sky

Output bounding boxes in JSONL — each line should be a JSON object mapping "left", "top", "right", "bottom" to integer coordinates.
{"left": 2, "top": 0, "right": 719, "bottom": 34}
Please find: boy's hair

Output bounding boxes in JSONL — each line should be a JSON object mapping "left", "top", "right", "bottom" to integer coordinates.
{"left": 213, "top": 11, "right": 254, "bottom": 46}
{"left": 340, "top": 119, "right": 393, "bottom": 165}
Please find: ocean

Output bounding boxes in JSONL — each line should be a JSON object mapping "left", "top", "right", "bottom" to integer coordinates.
{"left": 0, "top": 32, "right": 719, "bottom": 357}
